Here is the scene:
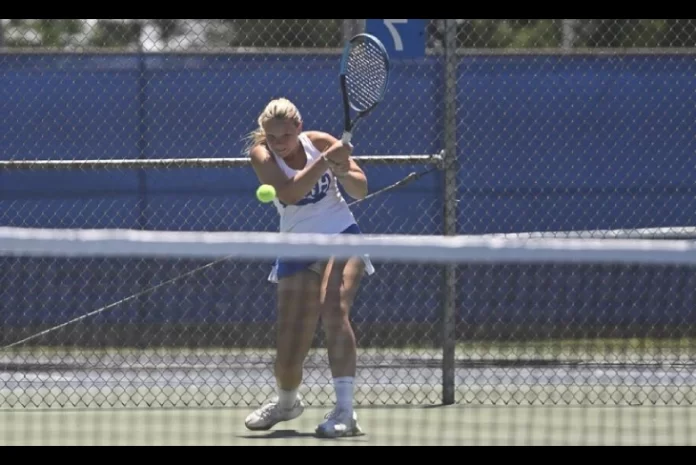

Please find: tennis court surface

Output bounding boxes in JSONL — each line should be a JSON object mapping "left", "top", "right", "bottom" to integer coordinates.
{"left": 3, "top": 405, "right": 695, "bottom": 446}
{"left": 2, "top": 337, "right": 696, "bottom": 445}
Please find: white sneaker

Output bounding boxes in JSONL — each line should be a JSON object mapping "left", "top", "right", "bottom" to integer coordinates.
{"left": 244, "top": 397, "right": 305, "bottom": 431}
{"left": 315, "top": 407, "right": 363, "bottom": 438}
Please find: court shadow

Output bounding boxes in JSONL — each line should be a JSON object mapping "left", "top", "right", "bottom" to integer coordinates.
{"left": 421, "top": 403, "right": 458, "bottom": 409}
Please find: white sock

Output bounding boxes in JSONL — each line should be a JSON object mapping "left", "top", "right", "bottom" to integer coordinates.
{"left": 277, "top": 387, "right": 298, "bottom": 409}
{"left": 334, "top": 377, "right": 354, "bottom": 413}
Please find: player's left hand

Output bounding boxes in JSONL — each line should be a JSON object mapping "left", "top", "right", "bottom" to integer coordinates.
{"left": 328, "top": 157, "right": 351, "bottom": 177}
{"left": 325, "top": 139, "right": 352, "bottom": 164}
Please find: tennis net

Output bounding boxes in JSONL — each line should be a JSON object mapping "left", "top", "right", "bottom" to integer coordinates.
{"left": 1, "top": 226, "right": 695, "bottom": 445}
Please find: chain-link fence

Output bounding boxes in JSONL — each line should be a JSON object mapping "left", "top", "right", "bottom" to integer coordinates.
{"left": 1, "top": 19, "right": 695, "bottom": 409}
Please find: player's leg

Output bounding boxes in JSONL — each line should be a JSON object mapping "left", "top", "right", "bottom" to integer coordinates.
{"left": 275, "top": 268, "right": 323, "bottom": 396}
{"left": 245, "top": 268, "right": 322, "bottom": 431}
{"left": 315, "top": 256, "right": 366, "bottom": 437}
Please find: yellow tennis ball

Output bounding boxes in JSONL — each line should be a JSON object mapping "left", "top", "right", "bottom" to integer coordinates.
{"left": 256, "top": 184, "right": 276, "bottom": 203}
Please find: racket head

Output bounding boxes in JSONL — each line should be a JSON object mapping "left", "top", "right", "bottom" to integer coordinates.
{"left": 339, "top": 33, "right": 390, "bottom": 115}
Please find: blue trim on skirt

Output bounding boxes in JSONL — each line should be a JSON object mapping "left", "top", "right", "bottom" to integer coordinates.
{"left": 268, "top": 224, "right": 371, "bottom": 282}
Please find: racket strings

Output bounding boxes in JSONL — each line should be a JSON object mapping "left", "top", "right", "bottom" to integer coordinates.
{"left": 345, "top": 41, "right": 388, "bottom": 112}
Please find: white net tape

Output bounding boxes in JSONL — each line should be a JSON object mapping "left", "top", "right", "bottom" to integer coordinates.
{"left": 2, "top": 227, "right": 696, "bottom": 265}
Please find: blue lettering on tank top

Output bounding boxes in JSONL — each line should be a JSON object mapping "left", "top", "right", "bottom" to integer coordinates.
{"left": 278, "top": 172, "right": 332, "bottom": 207}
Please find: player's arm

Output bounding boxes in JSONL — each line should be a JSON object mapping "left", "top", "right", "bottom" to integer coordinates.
{"left": 249, "top": 144, "right": 330, "bottom": 205}
{"left": 333, "top": 157, "right": 368, "bottom": 200}
{"left": 308, "top": 131, "right": 368, "bottom": 200}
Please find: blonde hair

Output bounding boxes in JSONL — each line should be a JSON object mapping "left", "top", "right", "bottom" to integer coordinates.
{"left": 244, "top": 97, "right": 302, "bottom": 154}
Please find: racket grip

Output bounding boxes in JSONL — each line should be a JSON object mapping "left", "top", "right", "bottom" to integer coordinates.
{"left": 341, "top": 131, "right": 352, "bottom": 144}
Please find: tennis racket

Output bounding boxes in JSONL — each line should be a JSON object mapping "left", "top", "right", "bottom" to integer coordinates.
{"left": 339, "top": 33, "right": 390, "bottom": 144}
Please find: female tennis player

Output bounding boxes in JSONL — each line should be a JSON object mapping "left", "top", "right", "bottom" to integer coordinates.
{"left": 243, "top": 97, "right": 374, "bottom": 438}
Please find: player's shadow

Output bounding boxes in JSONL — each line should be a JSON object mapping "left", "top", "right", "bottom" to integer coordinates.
{"left": 238, "top": 430, "right": 368, "bottom": 441}
{"left": 238, "top": 429, "right": 319, "bottom": 440}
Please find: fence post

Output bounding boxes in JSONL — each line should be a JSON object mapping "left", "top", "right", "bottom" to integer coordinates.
{"left": 342, "top": 19, "right": 364, "bottom": 41}
{"left": 562, "top": 19, "right": 577, "bottom": 49}
{"left": 442, "top": 18, "right": 458, "bottom": 405}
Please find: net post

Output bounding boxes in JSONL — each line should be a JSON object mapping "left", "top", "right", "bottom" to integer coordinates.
{"left": 442, "top": 18, "right": 459, "bottom": 406}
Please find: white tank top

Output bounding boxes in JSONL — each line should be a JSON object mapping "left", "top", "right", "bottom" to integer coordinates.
{"left": 270, "top": 133, "right": 358, "bottom": 234}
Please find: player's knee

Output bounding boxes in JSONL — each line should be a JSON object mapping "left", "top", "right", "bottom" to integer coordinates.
{"left": 277, "top": 315, "right": 315, "bottom": 338}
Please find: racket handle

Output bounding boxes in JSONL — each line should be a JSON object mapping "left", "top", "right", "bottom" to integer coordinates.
{"left": 341, "top": 131, "right": 352, "bottom": 144}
